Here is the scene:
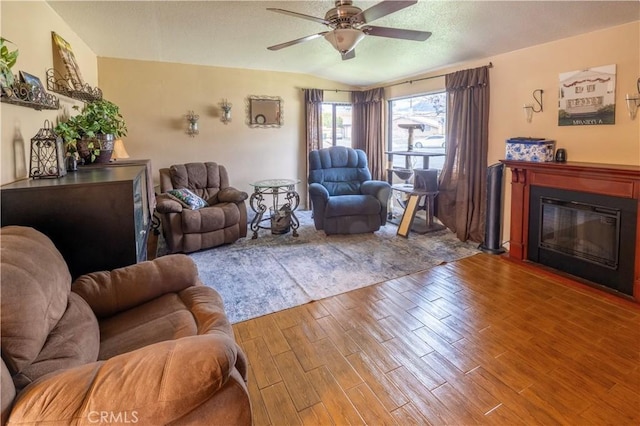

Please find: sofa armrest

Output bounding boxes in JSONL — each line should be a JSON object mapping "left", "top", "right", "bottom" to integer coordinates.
{"left": 72, "top": 255, "right": 200, "bottom": 319}
{"left": 361, "top": 180, "right": 391, "bottom": 203}
{"left": 309, "top": 183, "right": 330, "bottom": 201}
{"left": 155, "top": 193, "right": 183, "bottom": 213}
{"left": 7, "top": 335, "right": 250, "bottom": 425}
{"left": 218, "top": 187, "right": 248, "bottom": 203}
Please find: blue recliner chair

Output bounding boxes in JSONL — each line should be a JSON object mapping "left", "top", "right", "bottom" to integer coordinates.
{"left": 308, "top": 146, "right": 391, "bottom": 235}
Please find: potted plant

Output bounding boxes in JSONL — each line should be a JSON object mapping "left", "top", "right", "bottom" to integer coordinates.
{"left": 0, "top": 37, "right": 19, "bottom": 93}
{"left": 55, "top": 99, "right": 127, "bottom": 164}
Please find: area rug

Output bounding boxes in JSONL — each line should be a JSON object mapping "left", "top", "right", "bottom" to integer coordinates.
{"left": 159, "top": 211, "right": 479, "bottom": 324}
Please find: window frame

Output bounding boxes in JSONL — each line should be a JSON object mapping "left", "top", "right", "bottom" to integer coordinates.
{"left": 387, "top": 91, "right": 447, "bottom": 173}
{"left": 387, "top": 91, "right": 447, "bottom": 151}
{"left": 322, "top": 102, "right": 352, "bottom": 148}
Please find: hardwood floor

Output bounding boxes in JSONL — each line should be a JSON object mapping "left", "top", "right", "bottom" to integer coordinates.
{"left": 232, "top": 253, "right": 640, "bottom": 425}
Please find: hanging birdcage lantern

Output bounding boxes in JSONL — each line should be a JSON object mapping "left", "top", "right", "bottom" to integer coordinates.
{"left": 29, "top": 119, "right": 66, "bottom": 179}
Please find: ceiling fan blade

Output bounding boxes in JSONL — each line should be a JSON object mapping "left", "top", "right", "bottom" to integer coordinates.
{"left": 363, "top": 26, "right": 431, "bottom": 41}
{"left": 266, "top": 8, "right": 330, "bottom": 26}
{"left": 342, "top": 50, "right": 356, "bottom": 61}
{"left": 351, "top": 0, "right": 417, "bottom": 24}
{"left": 267, "top": 32, "right": 328, "bottom": 51}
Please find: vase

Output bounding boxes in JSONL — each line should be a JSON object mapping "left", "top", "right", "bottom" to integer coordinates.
{"left": 78, "top": 134, "right": 115, "bottom": 164}
{"left": 66, "top": 155, "right": 78, "bottom": 171}
{"left": 95, "top": 134, "right": 115, "bottom": 163}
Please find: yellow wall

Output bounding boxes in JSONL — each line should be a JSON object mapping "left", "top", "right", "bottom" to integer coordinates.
{"left": 0, "top": 0, "right": 97, "bottom": 184}
{"left": 385, "top": 21, "right": 640, "bottom": 244}
{"left": 2, "top": 0, "right": 637, "bottom": 245}
{"left": 97, "top": 58, "right": 353, "bottom": 201}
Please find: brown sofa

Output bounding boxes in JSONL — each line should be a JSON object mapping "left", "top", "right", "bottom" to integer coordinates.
{"left": 157, "top": 162, "right": 248, "bottom": 253}
{"left": 1, "top": 226, "right": 251, "bottom": 425}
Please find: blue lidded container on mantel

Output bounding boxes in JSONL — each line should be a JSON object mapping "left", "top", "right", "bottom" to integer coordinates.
{"left": 505, "top": 137, "right": 555, "bottom": 162}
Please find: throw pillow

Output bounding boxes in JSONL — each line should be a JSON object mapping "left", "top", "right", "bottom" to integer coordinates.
{"left": 166, "top": 188, "right": 208, "bottom": 210}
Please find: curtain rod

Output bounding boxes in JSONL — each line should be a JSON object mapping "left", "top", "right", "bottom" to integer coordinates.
{"left": 301, "top": 62, "right": 493, "bottom": 93}
{"left": 300, "top": 88, "right": 352, "bottom": 93}
{"left": 382, "top": 62, "right": 493, "bottom": 89}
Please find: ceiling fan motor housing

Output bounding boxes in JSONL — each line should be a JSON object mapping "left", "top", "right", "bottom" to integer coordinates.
{"left": 325, "top": 0, "right": 363, "bottom": 28}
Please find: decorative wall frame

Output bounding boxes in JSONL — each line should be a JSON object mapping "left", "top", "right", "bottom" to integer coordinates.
{"left": 52, "top": 32, "right": 85, "bottom": 90}
{"left": 558, "top": 64, "right": 616, "bottom": 126}
{"left": 246, "top": 95, "right": 283, "bottom": 128}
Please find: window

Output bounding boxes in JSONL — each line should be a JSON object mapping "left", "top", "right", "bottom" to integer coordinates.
{"left": 322, "top": 103, "right": 352, "bottom": 148}
{"left": 388, "top": 92, "right": 447, "bottom": 172}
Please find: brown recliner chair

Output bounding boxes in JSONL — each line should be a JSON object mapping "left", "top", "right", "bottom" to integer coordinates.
{"left": 1, "top": 226, "right": 251, "bottom": 425}
{"left": 157, "top": 162, "right": 248, "bottom": 253}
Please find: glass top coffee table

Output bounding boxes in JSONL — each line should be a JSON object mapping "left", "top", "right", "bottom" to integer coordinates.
{"left": 248, "top": 179, "right": 300, "bottom": 239}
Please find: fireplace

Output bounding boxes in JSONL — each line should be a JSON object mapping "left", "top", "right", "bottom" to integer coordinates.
{"left": 527, "top": 185, "right": 637, "bottom": 296}
{"left": 501, "top": 160, "right": 640, "bottom": 301}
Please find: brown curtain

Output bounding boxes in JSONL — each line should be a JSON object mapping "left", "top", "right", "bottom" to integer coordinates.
{"left": 304, "top": 89, "right": 323, "bottom": 208}
{"left": 352, "top": 88, "right": 385, "bottom": 181}
{"left": 436, "top": 65, "right": 490, "bottom": 242}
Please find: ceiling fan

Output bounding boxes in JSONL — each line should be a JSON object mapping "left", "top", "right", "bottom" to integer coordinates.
{"left": 266, "top": 0, "right": 431, "bottom": 60}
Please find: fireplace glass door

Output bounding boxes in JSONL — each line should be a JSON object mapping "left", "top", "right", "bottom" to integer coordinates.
{"left": 540, "top": 197, "right": 620, "bottom": 269}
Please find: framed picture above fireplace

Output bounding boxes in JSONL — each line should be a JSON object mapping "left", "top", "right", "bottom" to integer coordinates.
{"left": 558, "top": 64, "right": 616, "bottom": 126}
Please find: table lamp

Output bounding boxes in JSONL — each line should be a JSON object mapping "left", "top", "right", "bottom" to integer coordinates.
{"left": 112, "top": 139, "right": 130, "bottom": 161}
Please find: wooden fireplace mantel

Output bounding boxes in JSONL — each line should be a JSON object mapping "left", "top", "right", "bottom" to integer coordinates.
{"left": 500, "top": 160, "right": 640, "bottom": 301}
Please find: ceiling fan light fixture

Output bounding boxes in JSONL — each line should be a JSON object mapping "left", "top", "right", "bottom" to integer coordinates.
{"left": 324, "top": 28, "right": 364, "bottom": 53}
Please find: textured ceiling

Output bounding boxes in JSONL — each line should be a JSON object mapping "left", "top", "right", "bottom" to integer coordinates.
{"left": 46, "top": 0, "right": 640, "bottom": 87}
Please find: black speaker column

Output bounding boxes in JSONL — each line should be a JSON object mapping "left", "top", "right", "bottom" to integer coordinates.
{"left": 480, "top": 163, "right": 506, "bottom": 254}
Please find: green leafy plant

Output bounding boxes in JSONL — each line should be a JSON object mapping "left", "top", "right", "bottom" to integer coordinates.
{"left": 75, "top": 99, "right": 128, "bottom": 138}
{"left": 0, "top": 37, "right": 19, "bottom": 88}
{"left": 55, "top": 100, "right": 128, "bottom": 162}
{"left": 54, "top": 112, "right": 81, "bottom": 158}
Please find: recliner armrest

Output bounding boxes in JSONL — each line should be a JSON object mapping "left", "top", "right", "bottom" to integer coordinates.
{"left": 309, "top": 183, "right": 330, "bottom": 201}
{"left": 217, "top": 187, "right": 248, "bottom": 203}
{"left": 7, "top": 335, "right": 250, "bottom": 425}
{"left": 361, "top": 180, "right": 391, "bottom": 203}
{"left": 72, "top": 255, "right": 200, "bottom": 319}
{"left": 155, "top": 194, "right": 183, "bottom": 213}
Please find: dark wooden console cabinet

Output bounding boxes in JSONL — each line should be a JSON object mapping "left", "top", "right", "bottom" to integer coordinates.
{"left": 1, "top": 164, "right": 151, "bottom": 279}
{"left": 501, "top": 160, "right": 640, "bottom": 302}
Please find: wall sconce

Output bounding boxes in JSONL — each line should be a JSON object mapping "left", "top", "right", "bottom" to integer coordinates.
{"left": 186, "top": 110, "right": 199, "bottom": 137}
{"left": 625, "top": 78, "right": 640, "bottom": 120}
{"left": 523, "top": 89, "right": 544, "bottom": 123}
{"left": 220, "top": 99, "right": 232, "bottom": 124}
